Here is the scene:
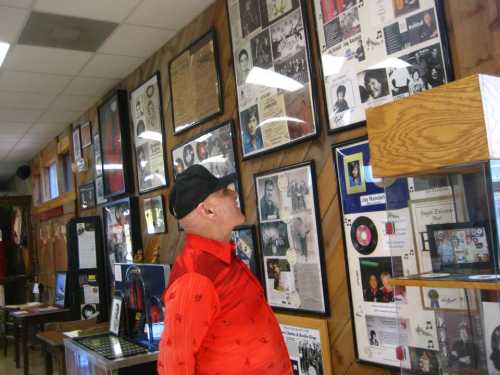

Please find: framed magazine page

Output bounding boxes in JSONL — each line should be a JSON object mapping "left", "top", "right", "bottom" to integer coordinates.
{"left": 254, "top": 161, "right": 329, "bottom": 316}
{"left": 130, "top": 72, "right": 168, "bottom": 194}
{"left": 171, "top": 121, "right": 244, "bottom": 212}
{"left": 313, "top": 0, "right": 453, "bottom": 133}
{"left": 169, "top": 29, "right": 223, "bottom": 135}
{"left": 98, "top": 90, "right": 132, "bottom": 199}
{"left": 227, "top": 0, "right": 320, "bottom": 159}
{"left": 232, "top": 225, "right": 260, "bottom": 278}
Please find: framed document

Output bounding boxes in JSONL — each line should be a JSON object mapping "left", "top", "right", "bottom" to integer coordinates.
{"left": 232, "top": 225, "right": 260, "bottom": 278}
{"left": 313, "top": 0, "right": 453, "bottom": 133}
{"left": 169, "top": 29, "right": 223, "bottom": 134}
{"left": 98, "top": 91, "right": 133, "bottom": 199}
{"left": 171, "top": 121, "right": 244, "bottom": 211}
{"left": 144, "top": 195, "right": 166, "bottom": 235}
{"left": 254, "top": 161, "right": 328, "bottom": 316}
{"left": 130, "top": 73, "right": 168, "bottom": 194}
{"left": 79, "top": 183, "right": 96, "bottom": 210}
{"left": 227, "top": 0, "right": 320, "bottom": 159}
{"left": 80, "top": 122, "right": 92, "bottom": 148}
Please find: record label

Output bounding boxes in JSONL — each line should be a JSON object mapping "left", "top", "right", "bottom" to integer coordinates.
{"left": 350, "top": 216, "right": 378, "bottom": 255}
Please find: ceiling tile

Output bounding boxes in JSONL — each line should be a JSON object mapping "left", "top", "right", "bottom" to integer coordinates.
{"left": 0, "top": 1, "right": 33, "bottom": 9}
{"left": 3, "top": 45, "right": 93, "bottom": 75}
{"left": 5, "top": 149, "right": 37, "bottom": 162}
{"left": 34, "top": 0, "right": 142, "bottom": 22}
{"left": 63, "top": 76, "right": 119, "bottom": 96}
{"left": 80, "top": 53, "right": 143, "bottom": 79}
{"left": 38, "top": 108, "right": 82, "bottom": 123}
{"left": 51, "top": 94, "right": 97, "bottom": 111}
{"left": 127, "top": 0, "right": 213, "bottom": 30}
{"left": 0, "top": 108, "right": 42, "bottom": 122}
{"left": 0, "top": 6, "right": 29, "bottom": 43}
{"left": 0, "top": 71, "right": 72, "bottom": 94}
{"left": 0, "top": 91, "right": 55, "bottom": 109}
{"left": 98, "top": 24, "right": 174, "bottom": 58}
{"left": 29, "top": 122, "right": 66, "bottom": 134}
{"left": 0, "top": 135, "right": 22, "bottom": 143}
{"left": 0, "top": 122, "right": 32, "bottom": 133}
{"left": 0, "top": 163, "right": 20, "bottom": 180}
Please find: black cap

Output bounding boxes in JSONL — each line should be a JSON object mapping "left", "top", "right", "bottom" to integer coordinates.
{"left": 169, "top": 165, "right": 234, "bottom": 219}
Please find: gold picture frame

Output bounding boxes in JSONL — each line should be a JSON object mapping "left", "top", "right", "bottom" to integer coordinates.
{"left": 343, "top": 151, "right": 366, "bottom": 195}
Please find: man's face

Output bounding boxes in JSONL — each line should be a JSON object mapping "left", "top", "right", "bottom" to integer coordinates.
{"left": 369, "top": 275, "right": 378, "bottom": 289}
{"left": 368, "top": 77, "right": 382, "bottom": 98}
{"left": 239, "top": 52, "right": 249, "bottom": 73}
{"left": 337, "top": 91, "right": 345, "bottom": 101}
{"left": 205, "top": 188, "right": 245, "bottom": 229}
{"left": 382, "top": 275, "right": 391, "bottom": 288}
{"left": 247, "top": 114, "right": 258, "bottom": 136}
{"left": 265, "top": 183, "right": 274, "bottom": 199}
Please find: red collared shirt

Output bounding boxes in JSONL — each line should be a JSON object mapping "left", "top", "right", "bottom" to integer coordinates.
{"left": 158, "top": 234, "right": 292, "bottom": 375}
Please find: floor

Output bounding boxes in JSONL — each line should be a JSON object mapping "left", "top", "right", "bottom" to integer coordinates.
{"left": 0, "top": 341, "right": 46, "bottom": 375}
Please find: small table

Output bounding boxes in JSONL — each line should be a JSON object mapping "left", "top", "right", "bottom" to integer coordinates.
{"left": 11, "top": 307, "right": 70, "bottom": 375}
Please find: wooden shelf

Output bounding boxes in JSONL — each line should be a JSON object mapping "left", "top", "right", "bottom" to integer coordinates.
{"left": 390, "top": 275, "right": 500, "bottom": 291}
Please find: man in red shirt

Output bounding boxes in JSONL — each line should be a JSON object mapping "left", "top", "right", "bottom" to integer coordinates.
{"left": 158, "top": 165, "right": 292, "bottom": 375}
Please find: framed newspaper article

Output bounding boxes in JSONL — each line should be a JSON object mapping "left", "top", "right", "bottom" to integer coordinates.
{"left": 227, "top": 0, "right": 320, "bottom": 160}
{"left": 254, "top": 161, "right": 329, "bottom": 316}
{"left": 313, "top": 0, "right": 453, "bottom": 133}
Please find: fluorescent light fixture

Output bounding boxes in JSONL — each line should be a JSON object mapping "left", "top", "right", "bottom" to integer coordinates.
{"left": 322, "top": 55, "right": 346, "bottom": 77}
{"left": 258, "top": 116, "right": 305, "bottom": 128}
{"left": 139, "top": 130, "right": 163, "bottom": 142}
{"left": 0, "top": 42, "right": 10, "bottom": 67}
{"left": 103, "top": 164, "right": 123, "bottom": 170}
{"left": 370, "top": 58, "right": 411, "bottom": 70}
{"left": 246, "top": 67, "right": 303, "bottom": 92}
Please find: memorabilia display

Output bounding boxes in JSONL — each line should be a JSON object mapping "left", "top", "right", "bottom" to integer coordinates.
{"left": 102, "top": 197, "right": 142, "bottom": 282}
{"left": 482, "top": 302, "right": 500, "bottom": 375}
{"left": 254, "top": 161, "right": 328, "bottom": 315}
{"left": 144, "top": 195, "right": 166, "bottom": 234}
{"left": 276, "top": 313, "right": 333, "bottom": 375}
{"left": 171, "top": 121, "right": 244, "bottom": 209}
{"left": 313, "top": 0, "right": 452, "bottom": 132}
{"left": 80, "top": 121, "right": 92, "bottom": 148}
{"left": 98, "top": 91, "right": 132, "bottom": 199}
{"left": 109, "top": 295, "right": 123, "bottom": 335}
{"left": 54, "top": 271, "right": 67, "bottom": 308}
{"left": 92, "top": 119, "right": 107, "bottom": 205}
{"left": 72, "top": 126, "right": 82, "bottom": 162}
{"left": 79, "top": 183, "right": 96, "bottom": 210}
{"left": 227, "top": 0, "right": 320, "bottom": 159}
{"left": 130, "top": 73, "right": 168, "bottom": 193}
{"left": 169, "top": 29, "right": 223, "bottom": 134}
{"left": 231, "top": 225, "right": 260, "bottom": 278}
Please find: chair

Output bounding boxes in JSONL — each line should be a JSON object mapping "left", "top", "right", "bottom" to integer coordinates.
{"left": 0, "top": 308, "right": 15, "bottom": 356}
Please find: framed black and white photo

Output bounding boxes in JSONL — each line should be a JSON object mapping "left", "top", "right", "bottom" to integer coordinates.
{"left": 313, "top": 0, "right": 453, "bottom": 133}
{"left": 109, "top": 295, "right": 123, "bottom": 335}
{"left": 254, "top": 161, "right": 328, "bottom": 316}
{"left": 482, "top": 302, "right": 500, "bottom": 375}
{"left": 80, "top": 121, "right": 92, "bottom": 148}
{"left": 79, "top": 183, "right": 96, "bottom": 210}
{"left": 169, "top": 29, "right": 223, "bottom": 134}
{"left": 232, "top": 225, "right": 260, "bottom": 278}
{"left": 171, "top": 121, "right": 244, "bottom": 211}
{"left": 227, "top": 0, "right": 320, "bottom": 159}
{"left": 144, "top": 195, "right": 166, "bottom": 234}
{"left": 130, "top": 72, "right": 168, "bottom": 194}
{"left": 72, "top": 126, "right": 82, "bottom": 162}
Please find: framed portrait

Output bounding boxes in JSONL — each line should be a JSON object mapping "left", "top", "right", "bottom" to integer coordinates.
{"left": 227, "top": 0, "right": 320, "bottom": 159}
{"left": 312, "top": 0, "right": 453, "bottom": 133}
{"left": 92, "top": 119, "right": 107, "bottom": 205}
{"left": 276, "top": 313, "right": 333, "bottom": 375}
{"left": 80, "top": 121, "right": 92, "bottom": 148}
{"left": 144, "top": 195, "right": 166, "bottom": 235}
{"left": 98, "top": 90, "right": 133, "bottom": 199}
{"left": 169, "top": 29, "right": 223, "bottom": 134}
{"left": 54, "top": 271, "right": 67, "bottom": 308}
{"left": 231, "top": 225, "right": 260, "bottom": 278}
{"left": 131, "top": 72, "right": 168, "bottom": 194}
{"left": 109, "top": 295, "right": 123, "bottom": 335}
{"left": 102, "top": 197, "right": 142, "bottom": 282}
{"left": 79, "top": 183, "right": 96, "bottom": 210}
{"left": 72, "top": 126, "right": 82, "bottom": 162}
{"left": 254, "top": 161, "right": 328, "bottom": 316}
{"left": 171, "top": 121, "right": 244, "bottom": 211}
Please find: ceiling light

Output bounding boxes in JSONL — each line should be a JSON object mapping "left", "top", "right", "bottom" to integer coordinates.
{"left": 0, "top": 42, "right": 10, "bottom": 67}
{"left": 246, "top": 67, "right": 303, "bottom": 92}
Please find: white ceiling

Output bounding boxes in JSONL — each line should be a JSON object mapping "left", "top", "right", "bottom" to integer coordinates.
{"left": 0, "top": 0, "right": 214, "bottom": 182}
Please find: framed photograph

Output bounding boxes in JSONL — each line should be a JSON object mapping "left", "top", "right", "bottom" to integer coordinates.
{"left": 98, "top": 90, "right": 132, "bottom": 199}
{"left": 169, "top": 29, "right": 223, "bottom": 134}
{"left": 109, "top": 295, "right": 123, "bottom": 335}
{"left": 312, "top": 0, "right": 453, "bottom": 133}
{"left": 144, "top": 195, "right": 166, "bottom": 234}
{"left": 72, "top": 126, "right": 82, "bottom": 161}
{"left": 231, "top": 225, "right": 260, "bottom": 278}
{"left": 171, "top": 121, "right": 244, "bottom": 211}
{"left": 276, "top": 313, "right": 333, "bottom": 375}
{"left": 54, "top": 271, "right": 67, "bottom": 308}
{"left": 130, "top": 72, "right": 168, "bottom": 194}
{"left": 254, "top": 161, "right": 328, "bottom": 316}
{"left": 80, "top": 121, "right": 92, "bottom": 148}
{"left": 227, "top": 0, "right": 320, "bottom": 159}
{"left": 482, "top": 302, "right": 500, "bottom": 375}
{"left": 79, "top": 183, "right": 96, "bottom": 210}
{"left": 102, "top": 197, "right": 142, "bottom": 282}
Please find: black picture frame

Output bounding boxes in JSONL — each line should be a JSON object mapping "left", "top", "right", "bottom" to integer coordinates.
{"left": 130, "top": 72, "right": 169, "bottom": 194}
{"left": 170, "top": 120, "right": 245, "bottom": 213}
{"left": 168, "top": 29, "right": 224, "bottom": 135}
{"left": 254, "top": 160, "right": 329, "bottom": 316}
{"left": 98, "top": 90, "right": 133, "bottom": 199}
{"left": 144, "top": 194, "right": 167, "bottom": 235}
{"left": 54, "top": 271, "right": 67, "bottom": 308}
{"left": 79, "top": 182, "right": 96, "bottom": 210}
{"left": 232, "top": 225, "right": 261, "bottom": 279}
{"left": 226, "top": 0, "right": 321, "bottom": 161}
{"left": 311, "top": 0, "right": 454, "bottom": 134}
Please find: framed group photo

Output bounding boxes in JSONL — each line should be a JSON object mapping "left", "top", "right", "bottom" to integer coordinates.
{"left": 312, "top": 0, "right": 453, "bottom": 132}
{"left": 232, "top": 225, "right": 260, "bottom": 278}
{"left": 169, "top": 29, "right": 223, "bottom": 134}
{"left": 130, "top": 72, "right": 168, "bottom": 194}
{"left": 98, "top": 90, "right": 133, "bottom": 199}
{"left": 227, "top": 0, "right": 320, "bottom": 159}
{"left": 254, "top": 161, "right": 329, "bottom": 316}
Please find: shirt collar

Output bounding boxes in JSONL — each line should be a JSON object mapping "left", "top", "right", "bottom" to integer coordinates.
{"left": 185, "top": 233, "right": 234, "bottom": 264}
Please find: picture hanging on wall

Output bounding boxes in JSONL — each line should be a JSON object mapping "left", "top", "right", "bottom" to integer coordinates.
{"left": 79, "top": 183, "right": 96, "bottom": 210}
{"left": 92, "top": 118, "right": 107, "bottom": 205}
{"left": 80, "top": 121, "right": 92, "bottom": 148}
{"left": 130, "top": 72, "right": 168, "bottom": 194}
{"left": 254, "top": 161, "right": 329, "bottom": 316}
{"left": 227, "top": 0, "right": 320, "bottom": 159}
{"left": 313, "top": 0, "right": 453, "bottom": 133}
{"left": 144, "top": 195, "right": 166, "bottom": 235}
{"left": 231, "top": 225, "right": 260, "bottom": 278}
